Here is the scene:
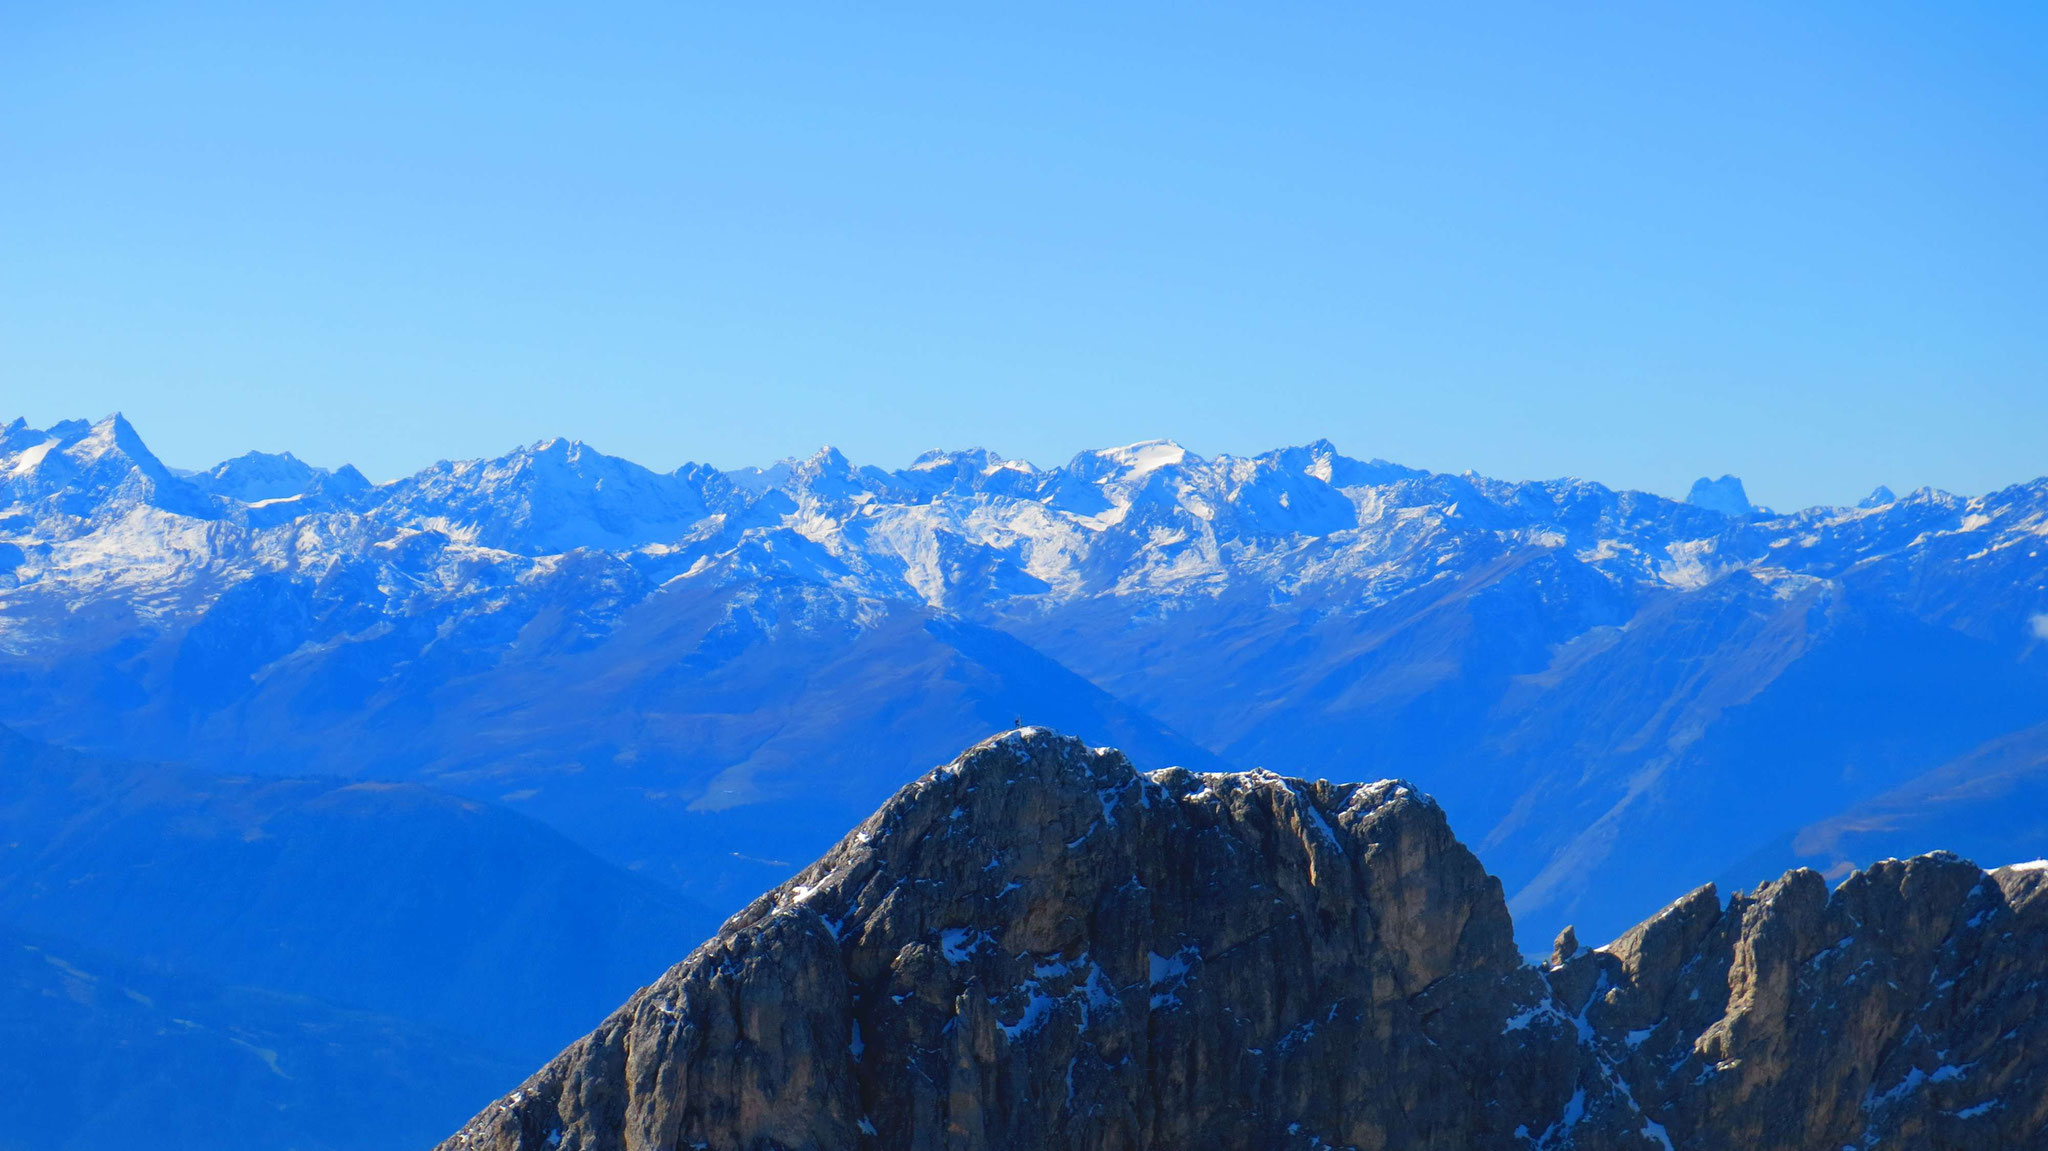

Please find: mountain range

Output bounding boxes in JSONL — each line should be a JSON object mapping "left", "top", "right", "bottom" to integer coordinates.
{"left": 4, "top": 414, "right": 2043, "bottom": 942}
{"left": 3, "top": 412, "right": 2046, "bottom": 1145}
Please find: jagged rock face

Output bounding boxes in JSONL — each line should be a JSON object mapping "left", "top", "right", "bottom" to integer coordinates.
{"left": 441, "top": 733, "right": 2048, "bottom": 1151}
{"left": 1552, "top": 859, "right": 2048, "bottom": 1149}
{"left": 440, "top": 731, "right": 1524, "bottom": 1150}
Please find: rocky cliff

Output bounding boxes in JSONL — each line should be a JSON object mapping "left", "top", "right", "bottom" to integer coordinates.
{"left": 438, "top": 731, "right": 2048, "bottom": 1150}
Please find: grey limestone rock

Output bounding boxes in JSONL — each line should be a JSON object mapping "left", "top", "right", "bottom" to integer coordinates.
{"left": 439, "top": 731, "right": 2048, "bottom": 1150}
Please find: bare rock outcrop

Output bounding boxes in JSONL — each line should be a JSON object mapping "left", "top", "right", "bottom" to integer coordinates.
{"left": 438, "top": 731, "right": 2048, "bottom": 1150}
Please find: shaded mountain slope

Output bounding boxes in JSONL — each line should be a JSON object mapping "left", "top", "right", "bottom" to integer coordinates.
{"left": 1734, "top": 718, "right": 2048, "bottom": 887}
{"left": 0, "top": 725, "right": 720, "bottom": 1058}
{"left": 0, "top": 725, "right": 725, "bottom": 1149}
{"left": 443, "top": 731, "right": 2048, "bottom": 1151}
{"left": 0, "top": 926, "right": 520, "bottom": 1151}
{"left": 2, "top": 561, "right": 1227, "bottom": 907}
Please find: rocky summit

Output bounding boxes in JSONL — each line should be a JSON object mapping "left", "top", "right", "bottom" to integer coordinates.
{"left": 438, "top": 731, "right": 2048, "bottom": 1151}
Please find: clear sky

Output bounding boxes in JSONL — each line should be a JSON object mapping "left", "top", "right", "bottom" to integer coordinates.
{"left": 3, "top": 2, "right": 2043, "bottom": 509}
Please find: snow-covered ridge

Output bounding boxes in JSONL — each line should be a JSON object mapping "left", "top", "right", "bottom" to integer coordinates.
{"left": 2, "top": 414, "right": 2044, "bottom": 641}
{"left": 8, "top": 412, "right": 2048, "bottom": 958}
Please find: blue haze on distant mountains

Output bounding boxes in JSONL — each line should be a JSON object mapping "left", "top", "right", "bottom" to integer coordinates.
{"left": 3, "top": 413, "right": 2048, "bottom": 1146}
{"left": 6, "top": 414, "right": 2048, "bottom": 936}
{"left": 0, "top": 723, "right": 718, "bottom": 1149}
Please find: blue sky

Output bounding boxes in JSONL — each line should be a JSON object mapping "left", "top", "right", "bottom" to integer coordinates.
{"left": 4, "top": 2, "right": 2043, "bottom": 508}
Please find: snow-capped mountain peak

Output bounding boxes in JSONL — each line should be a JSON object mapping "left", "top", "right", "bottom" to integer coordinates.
{"left": 1, "top": 413, "right": 218, "bottom": 522}
{"left": 4, "top": 412, "right": 2047, "bottom": 964}
{"left": 7, "top": 417, "right": 2037, "bottom": 626}
{"left": 1086, "top": 438, "right": 1189, "bottom": 477}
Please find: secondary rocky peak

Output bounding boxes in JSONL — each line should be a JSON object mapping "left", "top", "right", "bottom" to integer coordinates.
{"left": 440, "top": 732, "right": 2048, "bottom": 1151}
{"left": 192, "top": 449, "right": 373, "bottom": 505}
{"left": 1539, "top": 851, "right": 2048, "bottom": 1149}
{"left": 1685, "top": 474, "right": 1754, "bottom": 518}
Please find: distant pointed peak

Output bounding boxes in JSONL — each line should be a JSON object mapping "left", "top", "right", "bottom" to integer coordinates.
{"left": 799, "top": 445, "right": 854, "bottom": 473}
{"left": 1858, "top": 485, "right": 1896, "bottom": 510}
{"left": 75, "top": 412, "right": 167, "bottom": 469}
{"left": 82, "top": 412, "right": 130, "bottom": 446}
{"left": 0, "top": 417, "right": 42, "bottom": 454}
